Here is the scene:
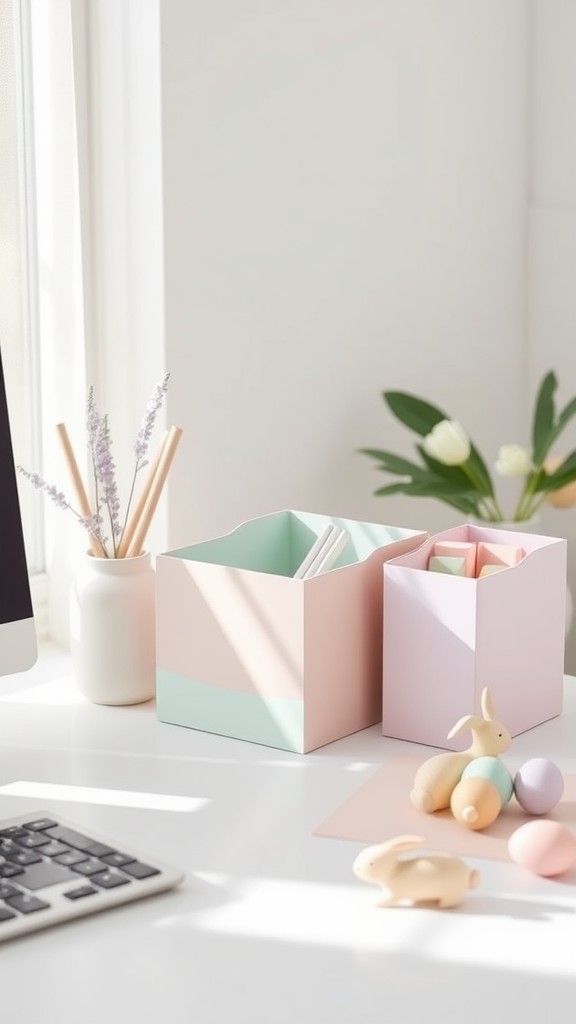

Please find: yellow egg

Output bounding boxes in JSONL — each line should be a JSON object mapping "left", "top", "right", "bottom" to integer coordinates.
{"left": 543, "top": 456, "right": 576, "bottom": 509}
{"left": 450, "top": 777, "right": 502, "bottom": 830}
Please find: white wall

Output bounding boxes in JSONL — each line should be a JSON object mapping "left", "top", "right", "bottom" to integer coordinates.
{"left": 528, "top": 0, "right": 576, "bottom": 669}
{"left": 160, "top": 0, "right": 529, "bottom": 549}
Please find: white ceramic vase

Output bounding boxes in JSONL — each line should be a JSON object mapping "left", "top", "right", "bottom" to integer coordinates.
{"left": 70, "top": 551, "right": 156, "bottom": 705}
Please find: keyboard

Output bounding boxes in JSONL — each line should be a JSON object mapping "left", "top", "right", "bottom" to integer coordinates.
{"left": 0, "top": 810, "right": 184, "bottom": 942}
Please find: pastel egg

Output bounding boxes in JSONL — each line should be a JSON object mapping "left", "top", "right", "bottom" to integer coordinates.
{"left": 462, "top": 756, "right": 514, "bottom": 806}
{"left": 508, "top": 820, "right": 576, "bottom": 876}
{"left": 450, "top": 777, "right": 501, "bottom": 830}
{"left": 513, "top": 758, "right": 565, "bottom": 815}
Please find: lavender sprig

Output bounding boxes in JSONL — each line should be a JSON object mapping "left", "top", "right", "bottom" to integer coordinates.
{"left": 17, "top": 467, "right": 109, "bottom": 550}
{"left": 134, "top": 372, "right": 170, "bottom": 469}
{"left": 121, "top": 372, "right": 170, "bottom": 539}
{"left": 20, "top": 372, "right": 170, "bottom": 558}
{"left": 86, "top": 388, "right": 123, "bottom": 555}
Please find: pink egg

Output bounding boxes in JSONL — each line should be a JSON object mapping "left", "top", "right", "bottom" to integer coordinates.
{"left": 508, "top": 820, "right": 576, "bottom": 876}
{"left": 513, "top": 757, "right": 564, "bottom": 815}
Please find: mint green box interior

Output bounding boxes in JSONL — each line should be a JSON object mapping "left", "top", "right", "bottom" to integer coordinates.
{"left": 163, "top": 509, "right": 410, "bottom": 575}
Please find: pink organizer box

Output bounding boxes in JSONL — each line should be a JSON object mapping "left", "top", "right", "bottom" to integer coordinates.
{"left": 156, "top": 510, "right": 426, "bottom": 753}
{"left": 382, "top": 524, "right": 567, "bottom": 750}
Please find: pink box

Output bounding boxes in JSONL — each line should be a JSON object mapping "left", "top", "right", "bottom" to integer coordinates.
{"left": 382, "top": 525, "right": 567, "bottom": 749}
{"left": 156, "top": 510, "right": 426, "bottom": 753}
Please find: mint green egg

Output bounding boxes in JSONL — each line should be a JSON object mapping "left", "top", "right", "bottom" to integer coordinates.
{"left": 462, "top": 756, "right": 514, "bottom": 805}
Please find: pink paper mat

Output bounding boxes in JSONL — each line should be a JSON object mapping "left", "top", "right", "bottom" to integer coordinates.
{"left": 314, "top": 753, "right": 576, "bottom": 861}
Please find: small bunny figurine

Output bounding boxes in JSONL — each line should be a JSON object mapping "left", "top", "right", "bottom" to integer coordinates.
{"left": 353, "top": 835, "right": 480, "bottom": 908}
{"left": 410, "top": 688, "right": 511, "bottom": 813}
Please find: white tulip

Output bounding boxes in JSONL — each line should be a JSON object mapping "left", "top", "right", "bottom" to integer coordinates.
{"left": 423, "top": 420, "right": 471, "bottom": 466}
{"left": 495, "top": 444, "right": 532, "bottom": 478}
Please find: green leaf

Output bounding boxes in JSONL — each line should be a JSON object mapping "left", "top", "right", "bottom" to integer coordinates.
{"left": 532, "top": 371, "right": 557, "bottom": 464}
{"left": 404, "top": 479, "right": 479, "bottom": 498}
{"left": 467, "top": 444, "right": 495, "bottom": 498}
{"left": 557, "top": 396, "right": 576, "bottom": 431}
{"left": 383, "top": 392, "right": 447, "bottom": 437}
{"left": 373, "top": 481, "right": 480, "bottom": 515}
{"left": 358, "top": 448, "right": 427, "bottom": 478}
{"left": 373, "top": 482, "right": 418, "bottom": 497}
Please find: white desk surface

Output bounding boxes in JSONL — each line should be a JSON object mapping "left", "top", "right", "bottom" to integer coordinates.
{"left": 1, "top": 645, "right": 575, "bottom": 1024}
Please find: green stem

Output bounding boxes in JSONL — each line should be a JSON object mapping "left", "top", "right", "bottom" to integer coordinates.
{"left": 460, "top": 462, "right": 503, "bottom": 521}
{"left": 514, "top": 469, "right": 542, "bottom": 522}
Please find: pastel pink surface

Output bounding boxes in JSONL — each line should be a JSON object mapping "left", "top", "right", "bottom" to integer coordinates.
{"left": 313, "top": 753, "right": 576, "bottom": 861}
{"left": 476, "top": 541, "right": 524, "bottom": 572}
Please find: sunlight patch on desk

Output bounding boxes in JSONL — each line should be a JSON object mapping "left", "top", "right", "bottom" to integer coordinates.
{"left": 0, "top": 780, "right": 207, "bottom": 812}
{"left": 0, "top": 677, "right": 88, "bottom": 705}
{"left": 170, "top": 875, "right": 576, "bottom": 971}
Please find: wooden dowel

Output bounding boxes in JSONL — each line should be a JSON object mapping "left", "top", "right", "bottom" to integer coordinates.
{"left": 116, "top": 430, "right": 169, "bottom": 558}
{"left": 55, "top": 422, "right": 107, "bottom": 558}
{"left": 126, "top": 425, "right": 183, "bottom": 558}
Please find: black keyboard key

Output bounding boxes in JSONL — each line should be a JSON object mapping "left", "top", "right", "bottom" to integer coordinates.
{"left": 54, "top": 850, "right": 89, "bottom": 867}
{"left": 5, "top": 893, "right": 50, "bottom": 915}
{"left": 43, "top": 825, "right": 115, "bottom": 859}
{"left": 41, "top": 840, "right": 72, "bottom": 858}
{"left": 90, "top": 870, "right": 131, "bottom": 890}
{"left": 12, "top": 832, "right": 52, "bottom": 849}
{"left": 0, "top": 906, "right": 17, "bottom": 922}
{"left": 0, "top": 827, "right": 29, "bottom": 839}
{"left": 0, "top": 882, "right": 21, "bottom": 899}
{"left": 4, "top": 849, "right": 42, "bottom": 866}
{"left": 22, "top": 818, "right": 58, "bottom": 831}
{"left": 100, "top": 852, "right": 136, "bottom": 868}
{"left": 119, "top": 861, "right": 160, "bottom": 880}
{"left": 64, "top": 885, "right": 98, "bottom": 900}
{"left": 71, "top": 859, "right": 107, "bottom": 877}
{"left": 16, "top": 861, "right": 76, "bottom": 890}
{"left": 0, "top": 863, "right": 24, "bottom": 878}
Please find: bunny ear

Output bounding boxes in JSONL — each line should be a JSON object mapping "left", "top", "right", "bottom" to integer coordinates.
{"left": 481, "top": 687, "right": 495, "bottom": 721}
{"left": 379, "top": 835, "right": 424, "bottom": 855}
{"left": 447, "top": 714, "right": 484, "bottom": 739}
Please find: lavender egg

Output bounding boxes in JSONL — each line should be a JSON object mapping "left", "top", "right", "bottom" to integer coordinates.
{"left": 514, "top": 758, "right": 564, "bottom": 815}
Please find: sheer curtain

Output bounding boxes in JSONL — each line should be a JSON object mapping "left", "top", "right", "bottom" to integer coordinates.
{"left": 13, "top": 0, "right": 166, "bottom": 647}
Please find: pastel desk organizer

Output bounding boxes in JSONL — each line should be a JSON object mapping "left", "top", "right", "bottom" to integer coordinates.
{"left": 156, "top": 510, "right": 425, "bottom": 753}
{"left": 382, "top": 525, "right": 567, "bottom": 749}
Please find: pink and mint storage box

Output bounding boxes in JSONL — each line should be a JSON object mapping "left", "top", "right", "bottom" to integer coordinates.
{"left": 382, "top": 525, "right": 567, "bottom": 750}
{"left": 155, "top": 510, "right": 425, "bottom": 753}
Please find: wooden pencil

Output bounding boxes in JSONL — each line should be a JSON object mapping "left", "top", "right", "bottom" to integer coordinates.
{"left": 116, "top": 429, "right": 169, "bottom": 559}
{"left": 55, "top": 422, "right": 107, "bottom": 558}
{"left": 126, "top": 425, "right": 183, "bottom": 558}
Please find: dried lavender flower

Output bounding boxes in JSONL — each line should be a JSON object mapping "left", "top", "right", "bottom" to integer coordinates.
{"left": 17, "top": 466, "right": 109, "bottom": 551}
{"left": 20, "top": 372, "right": 172, "bottom": 558}
{"left": 17, "top": 467, "right": 69, "bottom": 510}
{"left": 94, "top": 414, "right": 122, "bottom": 551}
{"left": 134, "top": 372, "right": 170, "bottom": 468}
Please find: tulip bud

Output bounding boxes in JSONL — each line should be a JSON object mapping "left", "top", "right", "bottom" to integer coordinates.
{"left": 422, "top": 420, "right": 471, "bottom": 466}
{"left": 495, "top": 444, "right": 532, "bottom": 478}
{"left": 544, "top": 456, "right": 576, "bottom": 509}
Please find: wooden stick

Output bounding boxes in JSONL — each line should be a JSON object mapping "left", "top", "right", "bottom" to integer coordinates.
{"left": 126, "top": 425, "right": 183, "bottom": 558}
{"left": 116, "top": 430, "right": 169, "bottom": 558}
{"left": 55, "top": 422, "right": 107, "bottom": 558}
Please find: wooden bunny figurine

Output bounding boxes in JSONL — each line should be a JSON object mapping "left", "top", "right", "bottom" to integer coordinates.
{"left": 410, "top": 688, "right": 511, "bottom": 813}
{"left": 353, "top": 835, "right": 480, "bottom": 908}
